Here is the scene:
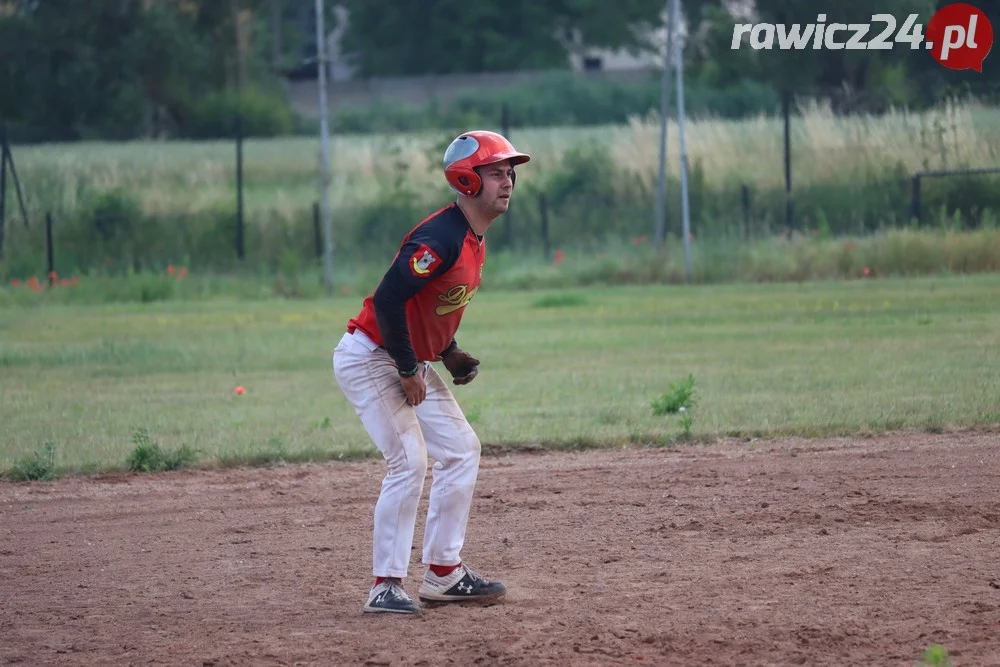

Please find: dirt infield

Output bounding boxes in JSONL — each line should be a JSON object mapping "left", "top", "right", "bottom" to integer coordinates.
{"left": 2, "top": 431, "right": 999, "bottom": 666}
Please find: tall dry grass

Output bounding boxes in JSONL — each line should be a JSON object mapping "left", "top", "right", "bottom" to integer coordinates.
{"left": 11, "top": 100, "right": 1000, "bottom": 226}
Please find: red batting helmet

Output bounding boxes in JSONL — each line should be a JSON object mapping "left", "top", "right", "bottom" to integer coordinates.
{"left": 443, "top": 130, "right": 530, "bottom": 196}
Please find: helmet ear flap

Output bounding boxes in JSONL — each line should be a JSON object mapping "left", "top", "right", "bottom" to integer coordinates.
{"left": 446, "top": 166, "right": 482, "bottom": 196}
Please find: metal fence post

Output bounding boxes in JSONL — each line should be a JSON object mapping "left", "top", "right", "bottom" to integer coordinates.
{"left": 313, "top": 201, "right": 322, "bottom": 260}
{"left": 46, "top": 212, "right": 55, "bottom": 284}
{"left": 235, "top": 112, "right": 245, "bottom": 260}
{"left": 538, "top": 192, "right": 550, "bottom": 259}
{"left": 0, "top": 125, "right": 6, "bottom": 261}
{"left": 741, "top": 183, "right": 751, "bottom": 239}
{"left": 782, "top": 90, "right": 793, "bottom": 230}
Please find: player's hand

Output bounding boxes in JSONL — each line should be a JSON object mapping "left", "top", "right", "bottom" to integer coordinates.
{"left": 400, "top": 372, "right": 426, "bottom": 406}
{"left": 442, "top": 348, "right": 480, "bottom": 385}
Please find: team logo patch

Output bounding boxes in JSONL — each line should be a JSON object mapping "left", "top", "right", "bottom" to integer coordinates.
{"left": 410, "top": 244, "right": 441, "bottom": 277}
{"left": 435, "top": 284, "right": 478, "bottom": 316}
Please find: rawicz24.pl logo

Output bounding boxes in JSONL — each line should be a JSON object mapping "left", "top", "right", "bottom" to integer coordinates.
{"left": 731, "top": 2, "right": 993, "bottom": 72}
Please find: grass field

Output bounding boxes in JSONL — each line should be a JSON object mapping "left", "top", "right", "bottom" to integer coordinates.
{"left": 2, "top": 274, "right": 998, "bottom": 476}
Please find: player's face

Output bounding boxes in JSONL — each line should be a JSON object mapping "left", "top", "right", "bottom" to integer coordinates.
{"left": 477, "top": 160, "right": 514, "bottom": 215}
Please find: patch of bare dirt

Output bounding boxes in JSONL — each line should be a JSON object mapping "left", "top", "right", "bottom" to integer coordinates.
{"left": 2, "top": 430, "right": 999, "bottom": 666}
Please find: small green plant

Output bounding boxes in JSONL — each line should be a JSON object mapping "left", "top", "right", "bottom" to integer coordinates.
{"left": 652, "top": 375, "right": 697, "bottom": 441}
{"left": 652, "top": 374, "right": 696, "bottom": 416}
{"left": 5, "top": 441, "right": 59, "bottom": 481}
{"left": 921, "top": 644, "right": 951, "bottom": 667}
{"left": 126, "top": 427, "right": 197, "bottom": 473}
{"left": 678, "top": 407, "right": 694, "bottom": 438}
{"left": 127, "top": 427, "right": 162, "bottom": 472}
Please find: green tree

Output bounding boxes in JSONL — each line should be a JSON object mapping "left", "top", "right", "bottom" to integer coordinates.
{"left": 0, "top": 0, "right": 295, "bottom": 141}
{"left": 900, "top": 0, "right": 1000, "bottom": 104}
{"left": 0, "top": 0, "right": 151, "bottom": 139}
{"left": 682, "top": 0, "right": 942, "bottom": 110}
{"left": 339, "top": 0, "right": 664, "bottom": 76}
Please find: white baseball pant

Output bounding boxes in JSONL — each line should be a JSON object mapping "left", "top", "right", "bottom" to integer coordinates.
{"left": 332, "top": 329, "right": 482, "bottom": 578}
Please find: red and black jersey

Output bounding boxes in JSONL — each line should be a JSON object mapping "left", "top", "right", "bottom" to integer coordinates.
{"left": 347, "top": 203, "right": 485, "bottom": 373}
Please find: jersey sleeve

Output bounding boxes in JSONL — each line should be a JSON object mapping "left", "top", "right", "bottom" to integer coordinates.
{"left": 372, "top": 222, "right": 462, "bottom": 373}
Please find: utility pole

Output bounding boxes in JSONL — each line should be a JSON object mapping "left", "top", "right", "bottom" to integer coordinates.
{"left": 671, "top": 0, "right": 692, "bottom": 283}
{"left": 654, "top": 0, "right": 672, "bottom": 255}
{"left": 315, "top": 0, "right": 334, "bottom": 295}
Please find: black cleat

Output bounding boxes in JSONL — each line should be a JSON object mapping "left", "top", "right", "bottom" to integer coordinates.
{"left": 418, "top": 564, "right": 507, "bottom": 603}
{"left": 362, "top": 577, "right": 421, "bottom": 614}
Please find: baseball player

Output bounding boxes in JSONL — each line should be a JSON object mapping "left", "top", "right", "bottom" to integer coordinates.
{"left": 332, "top": 130, "right": 530, "bottom": 614}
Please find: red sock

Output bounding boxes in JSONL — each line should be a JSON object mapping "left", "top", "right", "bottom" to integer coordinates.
{"left": 429, "top": 563, "right": 461, "bottom": 577}
{"left": 374, "top": 576, "right": 387, "bottom": 586}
